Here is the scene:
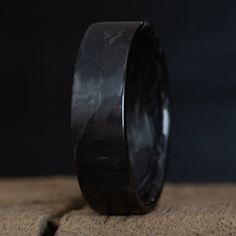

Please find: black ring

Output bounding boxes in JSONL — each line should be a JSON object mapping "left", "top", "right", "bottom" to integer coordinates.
{"left": 71, "top": 21, "right": 171, "bottom": 215}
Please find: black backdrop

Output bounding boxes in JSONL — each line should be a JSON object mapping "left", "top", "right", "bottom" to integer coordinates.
{"left": 2, "top": 1, "right": 236, "bottom": 181}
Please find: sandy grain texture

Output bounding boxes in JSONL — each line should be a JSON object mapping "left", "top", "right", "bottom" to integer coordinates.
{"left": 0, "top": 177, "right": 236, "bottom": 236}
{"left": 0, "top": 177, "right": 81, "bottom": 236}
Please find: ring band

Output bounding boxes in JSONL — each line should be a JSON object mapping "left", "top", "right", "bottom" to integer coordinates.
{"left": 71, "top": 21, "right": 171, "bottom": 215}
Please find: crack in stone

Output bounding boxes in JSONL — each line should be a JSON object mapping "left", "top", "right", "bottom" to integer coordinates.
{"left": 42, "top": 198, "right": 86, "bottom": 236}
{"left": 42, "top": 219, "right": 58, "bottom": 236}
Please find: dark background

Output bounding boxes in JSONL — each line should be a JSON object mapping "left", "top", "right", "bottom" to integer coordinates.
{"left": 2, "top": 1, "right": 236, "bottom": 181}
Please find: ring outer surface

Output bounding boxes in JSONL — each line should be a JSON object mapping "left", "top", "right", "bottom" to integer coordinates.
{"left": 71, "top": 21, "right": 169, "bottom": 215}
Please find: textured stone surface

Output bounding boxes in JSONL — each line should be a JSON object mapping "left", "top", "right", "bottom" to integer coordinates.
{"left": 0, "top": 177, "right": 236, "bottom": 235}
{"left": 0, "top": 177, "right": 81, "bottom": 236}
{"left": 56, "top": 184, "right": 236, "bottom": 236}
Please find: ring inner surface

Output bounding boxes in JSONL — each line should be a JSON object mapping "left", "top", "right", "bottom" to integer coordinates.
{"left": 125, "top": 25, "right": 170, "bottom": 206}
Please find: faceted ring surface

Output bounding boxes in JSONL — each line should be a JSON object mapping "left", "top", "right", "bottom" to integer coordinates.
{"left": 71, "top": 21, "right": 171, "bottom": 215}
